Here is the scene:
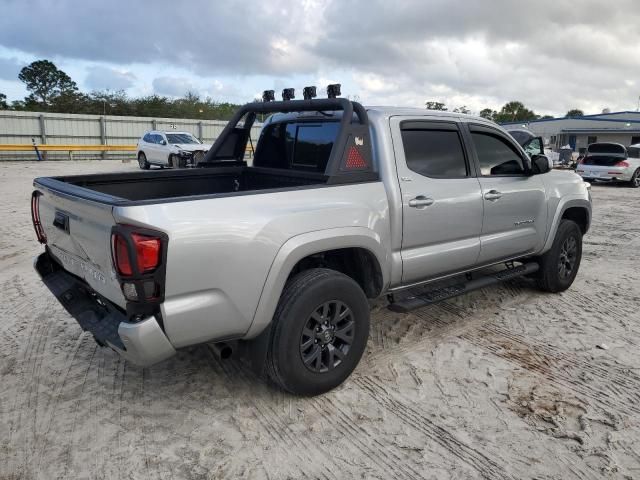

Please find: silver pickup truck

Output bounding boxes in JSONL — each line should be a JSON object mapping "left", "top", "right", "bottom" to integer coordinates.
{"left": 32, "top": 96, "right": 591, "bottom": 396}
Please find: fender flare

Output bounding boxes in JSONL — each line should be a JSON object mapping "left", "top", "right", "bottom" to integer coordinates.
{"left": 541, "top": 196, "right": 591, "bottom": 253}
{"left": 244, "top": 227, "right": 390, "bottom": 338}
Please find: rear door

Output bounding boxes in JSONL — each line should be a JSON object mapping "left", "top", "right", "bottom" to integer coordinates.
{"left": 391, "top": 117, "right": 483, "bottom": 285}
{"left": 147, "top": 134, "right": 166, "bottom": 164}
{"left": 465, "top": 123, "right": 547, "bottom": 264}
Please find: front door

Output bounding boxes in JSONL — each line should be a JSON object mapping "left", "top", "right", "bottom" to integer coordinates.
{"left": 391, "top": 117, "right": 484, "bottom": 285}
{"left": 466, "top": 124, "right": 547, "bottom": 264}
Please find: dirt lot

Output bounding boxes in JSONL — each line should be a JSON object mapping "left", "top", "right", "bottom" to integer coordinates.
{"left": 0, "top": 160, "right": 639, "bottom": 480}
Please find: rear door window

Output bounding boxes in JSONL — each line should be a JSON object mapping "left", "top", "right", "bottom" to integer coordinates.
{"left": 400, "top": 128, "right": 469, "bottom": 178}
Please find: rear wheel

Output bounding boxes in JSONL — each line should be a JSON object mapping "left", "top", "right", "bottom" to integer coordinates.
{"left": 266, "top": 268, "right": 370, "bottom": 396}
{"left": 137, "top": 152, "right": 150, "bottom": 170}
{"left": 535, "top": 219, "right": 582, "bottom": 293}
{"left": 629, "top": 168, "right": 640, "bottom": 188}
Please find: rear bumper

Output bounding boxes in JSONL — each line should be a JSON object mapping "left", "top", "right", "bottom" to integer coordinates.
{"left": 577, "top": 170, "right": 632, "bottom": 182}
{"left": 34, "top": 250, "right": 176, "bottom": 366}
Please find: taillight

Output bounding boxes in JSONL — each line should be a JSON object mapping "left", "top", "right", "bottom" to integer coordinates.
{"left": 113, "top": 233, "right": 132, "bottom": 275}
{"left": 111, "top": 227, "right": 165, "bottom": 305}
{"left": 131, "top": 233, "right": 161, "bottom": 273}
{"left": 112, "top": 232, "right": 161, "bottom": 276}
{"left": 614, "top": 161, "right": 629, "bottom": 168}
{"left": 31, "top": 191, "right": 47, "bottom": 244}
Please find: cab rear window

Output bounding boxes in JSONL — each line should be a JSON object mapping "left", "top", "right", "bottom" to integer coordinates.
{"left": 254, "top": 121, "right": 340, "bottom": 172}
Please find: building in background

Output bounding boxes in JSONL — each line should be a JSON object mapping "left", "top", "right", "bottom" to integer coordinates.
{"left": 501, "top": 111, "right": 640, "bottom": 153}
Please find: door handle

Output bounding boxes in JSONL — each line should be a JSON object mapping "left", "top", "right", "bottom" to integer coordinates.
{"left": 408, "top": 196, "right": 435, "bottom": 208}
{"left": 484, "top": 190, "right": 502, "bottom": 201}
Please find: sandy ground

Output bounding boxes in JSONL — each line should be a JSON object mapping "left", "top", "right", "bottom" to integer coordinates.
{"left": 0, "top": 160, "right": 639, "bottom": 480}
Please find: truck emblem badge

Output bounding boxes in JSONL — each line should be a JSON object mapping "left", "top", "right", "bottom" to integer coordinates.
{"left": 354, "top": 136, "right": 364, "bottom": 146}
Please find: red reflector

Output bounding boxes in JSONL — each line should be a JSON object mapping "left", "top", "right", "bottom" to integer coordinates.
{"left": 131, "top": 233, "right": 161, "bottom": 273}
{"left": 345, "top": 146, "right": 367, "bottom": 169}
{"left": 113, "top": 234, "right": 132, "bottom": 275}
{"left": 31, "top": 191, "right": 47, "bottom": 244}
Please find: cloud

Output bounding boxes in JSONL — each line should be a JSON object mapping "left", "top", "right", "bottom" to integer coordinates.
{"left": 152, "top": 76, "right": 197, "bottom": 97}
{"left": 85, "top": 65, "right": 136, "bottom": 91}
{"left": 0, "top": 57, "right": 24, "bottom": 81}
{"left": 1, "top": 0, "right": 639, "bottom": 114}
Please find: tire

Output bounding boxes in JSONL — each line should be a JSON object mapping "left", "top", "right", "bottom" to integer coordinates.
{"left": 629, "top": 168, "right": 640, "bottom": 188}
{"left": 178, "top": 157, "right": 187, "bottom": 168}
{"left": 535, "top": 219, "right": 582, "bottom": 293}
{"left": 137, "top": 152, "right": 150, "bottom": 170}
{"left": 168, "top": 154, "right": 176, "bottom": 168}
{"left": 266, "top": 268, "right": 370, "bottom": 396}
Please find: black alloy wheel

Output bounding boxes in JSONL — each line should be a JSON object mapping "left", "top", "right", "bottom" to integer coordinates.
{"left": 558, "top": 236, "right": 578, "bottom": 279}
{"left": 300, "top": 300, "right": 355, "bottom": 373}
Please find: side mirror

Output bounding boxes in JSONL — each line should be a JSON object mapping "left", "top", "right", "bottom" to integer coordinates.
{"left": 160, "top": 139, "right": 167, "bottom": 145}
{"left": 531, "top": 154, "right": 551, "bottom": 174}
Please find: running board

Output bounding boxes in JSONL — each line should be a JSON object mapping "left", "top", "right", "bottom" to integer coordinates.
{"left": 388, "top": 262, "right": 539, "bottom": 313}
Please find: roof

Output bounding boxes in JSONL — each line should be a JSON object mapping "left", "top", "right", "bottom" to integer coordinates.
{"left": 267, "top": 106, "right": 493, "bottom": 126}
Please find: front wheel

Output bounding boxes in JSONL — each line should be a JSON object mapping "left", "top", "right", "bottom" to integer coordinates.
{"left": 629, "top": 168, "right": 640, "bottom": 188}
{"left": 266, "top": 268, "right": 370, "bottom": 396}
{"left": 535, "top": 219, "right": 583, "bottom": 293}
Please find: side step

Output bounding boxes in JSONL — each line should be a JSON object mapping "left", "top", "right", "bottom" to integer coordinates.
{"left": 388, "top": 262, "right": 539, "bottom": 313}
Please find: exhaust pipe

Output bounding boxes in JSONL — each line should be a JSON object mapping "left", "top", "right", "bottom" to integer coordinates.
{"left": 210, "top": 342, "right": 233, "bottom": 360}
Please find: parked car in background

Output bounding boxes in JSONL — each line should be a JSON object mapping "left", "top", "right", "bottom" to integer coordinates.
{"left": 576, "top": 142, "right": 640, "bottom": 188}
{"left": 137, "top": 131, "right": 211, "bottom": 169}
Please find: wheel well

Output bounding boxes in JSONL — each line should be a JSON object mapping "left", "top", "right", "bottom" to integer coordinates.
{"left": 288, "top": 247, "right": 383, "bottom": 298}
{"left": 562, "top": 207, "right": 589, "bottom": 234}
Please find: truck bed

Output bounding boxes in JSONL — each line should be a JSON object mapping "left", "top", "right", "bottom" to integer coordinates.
{"left": 35, "top": 165, "right": 328, "bottom": 205}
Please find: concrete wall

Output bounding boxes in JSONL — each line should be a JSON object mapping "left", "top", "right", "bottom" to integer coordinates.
{"left": 0, "top": 110, "right": 262, "bottom": 160}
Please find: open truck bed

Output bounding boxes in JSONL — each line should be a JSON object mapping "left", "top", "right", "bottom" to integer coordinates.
{"left": 35, "top": 165, "right": 329, "bottom": 205}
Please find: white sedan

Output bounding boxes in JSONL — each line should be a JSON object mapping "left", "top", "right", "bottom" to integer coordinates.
{"left": 576, "top": 142, "right": 640, "bottom": 188}
{"left": 136, "top": 131, "right": 211, "bottom": 169}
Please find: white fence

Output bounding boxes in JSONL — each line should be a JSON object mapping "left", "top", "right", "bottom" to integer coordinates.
{"left": 0, "top": 110, "right": 262, "bottom": 160}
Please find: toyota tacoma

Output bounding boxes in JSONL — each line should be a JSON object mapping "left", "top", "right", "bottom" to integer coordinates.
{"left": 31, "top": 90, "right": 592, "bottom": 395}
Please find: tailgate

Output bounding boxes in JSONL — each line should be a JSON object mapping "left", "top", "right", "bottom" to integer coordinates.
{"left": 34, "top": 184, "right": 125, "bottom": 308}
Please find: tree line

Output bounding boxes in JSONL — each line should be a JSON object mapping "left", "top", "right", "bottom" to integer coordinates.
{"left": 425, "top": 100, "right": 584, "bottom": 122}
{"left": 0, "top": 60, "right": 241, "bottom": 120}
{"left": 0, "top": 60, "right": 588, "bottom": 122}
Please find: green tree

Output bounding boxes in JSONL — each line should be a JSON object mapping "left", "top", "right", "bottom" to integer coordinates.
{"left": 0, "top": 92, "right": 7, "bottom": 109}
{"left": 425, "top": 101, "right": 447, "bottom": 111}
{"left": 18, "top": 60, "right": 78, "bottom": 107}
{"left": 539, "top": 115, "right": 554, "bottom": 120}
{"left": 453, "top": 105, "right": 471, "bottom": 114}
{"left": 479, "top": 108, "right": 496, "bottom": 121}
{"left": 493, "top": 101, "right": 538, "bottom": 123}
{"left": 565, "top": 109, "right": 584, "bottom": 118}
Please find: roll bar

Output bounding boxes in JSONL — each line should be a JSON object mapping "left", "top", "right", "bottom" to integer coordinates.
{"left": 201, "top": 98, "right": 376, "bottom": 184}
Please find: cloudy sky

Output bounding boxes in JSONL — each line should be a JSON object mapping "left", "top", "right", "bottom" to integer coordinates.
{"left": 0, "top": 0, "right": 639, "bottom": 116}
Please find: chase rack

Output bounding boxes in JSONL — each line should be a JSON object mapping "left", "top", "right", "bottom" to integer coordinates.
{"left": 201, "top": 85, "right": 377, "bottom": 184}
